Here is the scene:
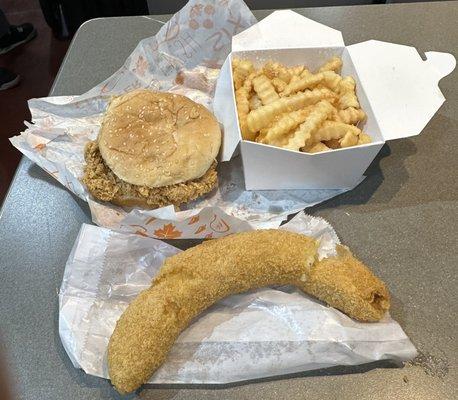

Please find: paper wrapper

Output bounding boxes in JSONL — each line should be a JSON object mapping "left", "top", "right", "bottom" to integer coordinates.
{"left": 9, "top": 0, "right": 362, "bottom": 239}
{"left": 59, "top": 212, "right": 417, "bottom": 384}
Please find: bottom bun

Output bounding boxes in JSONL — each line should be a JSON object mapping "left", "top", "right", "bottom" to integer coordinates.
{"left": 82, "top": 141, "right": 217, "bottom": 209}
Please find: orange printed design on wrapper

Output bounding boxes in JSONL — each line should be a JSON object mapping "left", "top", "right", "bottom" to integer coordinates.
{"left": 204, "top": 4, "right": 215, "bottom": 15}
{"left": 205, "top": 30, "right": 228, "bottom": 52}
{"left": 100, "top": 70, "right": 125, "bottom": 94}
{"left": 130, "top": 225, "right": 150, "bottom": 238}
{"left": 149, "top": 38, "right": 160, "bottom": 53}
{"left": 205, "top": 13, "right": 244, "bottom": 53}
{"left": 194, "top": 225, "right": 206, "bottom": 235}
{"left": 34, "top": 143, "right": 46, "bottom": 150}
{"left": 202, "top": 58, "right": 221, "bottom": 69}
{"left": 149, "top": 13, "right": 181, "bottom": 53}
{"left": 189, "top": 19, "right": 199, "bottom": 30}
{"left": 164, "top": 13, "right": 181, "bottom": 43}
{"left": 154, "top": 223, "right": 183, "bottom": 239}
{"left": 65, "top": 178, "right": 75, "bottom": 193}
{"left": 134, "top": 231, "right": 149, "bottom": 237}
{"left": 173, "top": 32, "right": 202, "bottom": 60}
{"left": 188, "top": 215, "right": 200, "bottom": 225}
{"left": 49, "top": 171, "right": 59, "bottom": 180}
{"left": 202, "top": 19, "right": 213, "bottom": 29}
{"left": 134, "top": 55, "right": 148, "bottom": 77}
{"left": 135, "top": 230, "right": 149, "bottom": 237}
{"left": 190, "top": 4, "right": 203, "bottom": 18}
{"left": 123, "top": 80, "right": 143, "bottom": 92}
{"left": 145, "top": 217, "right": 156, "bottom": 225}
{"left": 204, "top": 233, "right": 213, "bottom": 239}
{"left": 209, "top": 214, "right": 230, "bottom": 233}
{"left": 41, "top": 116, "right": 55, "bottom": 129}
{"left": 42, "top": 168, "right": 59, "bottom": 180}
{"left": 189, "top": 3, "right": 214, "bottom": 30}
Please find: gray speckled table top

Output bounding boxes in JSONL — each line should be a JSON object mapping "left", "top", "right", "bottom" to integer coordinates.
{"left": 1, "top": 2, "right": 457, "bottom": 399}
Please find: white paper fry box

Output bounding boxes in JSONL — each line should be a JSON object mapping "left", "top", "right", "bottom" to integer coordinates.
{"left": 214, "top": 10, "right": 456, "bottom": 190}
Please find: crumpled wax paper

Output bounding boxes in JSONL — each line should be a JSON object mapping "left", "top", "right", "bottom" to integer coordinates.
{"left": 9, "top": 0, "right": 362, "bottom": 239}
{"left": 59, "top": 212, "right": 417, "bottom": 384}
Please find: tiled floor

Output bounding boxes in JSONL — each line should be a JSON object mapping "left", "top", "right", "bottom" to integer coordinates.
{"left": 0, "top": 0, "right": 70, "bottom": 203}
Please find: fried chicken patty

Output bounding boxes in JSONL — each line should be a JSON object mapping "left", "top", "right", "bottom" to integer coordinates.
{"left": 82, "top": 141, "right": 217, "bottom": 209}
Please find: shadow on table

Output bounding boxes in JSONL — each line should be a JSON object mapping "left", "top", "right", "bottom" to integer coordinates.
{"left": 27, "top": 163, "right": 61, "bottom": 189}
{"left": 27, "top": 163, "right": 91, "bottom": 217}
{"left": 309, "top": 139, "right": 417, "bottom": 213}
{"left": 139, "top": 360, "right": 401, "bottom": 396}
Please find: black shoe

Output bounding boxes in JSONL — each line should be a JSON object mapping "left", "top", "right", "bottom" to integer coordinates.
{"left": 0, "top": 68, "right": 20, "bottom": 90}
{"left": 0, "top": 23, "right": 37, "bottom": 55}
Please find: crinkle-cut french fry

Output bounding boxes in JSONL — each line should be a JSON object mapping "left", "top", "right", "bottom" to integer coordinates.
{"left": 321, "top": 71, "right": 342, "bottom": 91}
{"left": 240, "top": 119, "right": 257, "bottom": 141}
{"left": 329, "top": 105, "right": 343, "bottom": 122}
{"left": 285, "top": 88, "right": 337, "bottom": 110}
{"left": 260, "top": 108, "right": 313, "bottom": 145}
{"left": 235, "top": 87, "right": 250, "bottom": 116}
{"left": 247, "top": 88, "right": 337, "bottom": 132}
{"left": 339, "top": 131, "right": 359, "bottom": 147}
{"left": 252, "top": 74, "right": 280, "bottom": 105}
{"left": 247, "top": 99, "right": 290, "bottom": 132}
{"left": 240, "top": 70, "right": 260, "bottom": 93}
{"left": 237, "top": 109, "right": 256, "bottom": 141}
{"left": 303, "top": 142, "right": 331, "bottom": 153}
{"left": 281, "top": 73, "right": 324, "bottom": 97}
{"left": 255, "top": 114, "right": 283, "bottom": 142}
{"left": 338, "top": 107, "right": 366, "bottom": 125}
{"left": 263, "top": 61, "right": 292, "bottom": 83}
{"left": 284, "top": 100, "right": 335, "bottom": 151}
{"left": 300, "top": 69, "right": 313, "bottom": 79}
{"left": 249, "top": 94, "right": 263, "bottom": 111}
{"left": 232, "top": 58, "right": 240, "bottom": 70}
{"left": 314, "top": 83, "right": 328, "bottom": 90}
{"left": 236, "top": 71, "right": 263, "bottom": 139}
{"left": 318, "top": 56, "right": 343, "bottom": 73}
{"left": 232, "top": 58, "right": 254, "bottom": 90}
{"left": 235, "top": 86, "right": 256, "bottom": 141}
{"left": 288, "top": 74, "right": 300, "bottom": 86}
{"left": 338, "top": 76, "right": 360, "bottom": 109}
{"left": 277, "top": 69, "right": 292, "bottom": 83}
{"left": 262, "top": 61, "right": 279, "bottom": 79}
{"left": 324, "top": 138, "right": 341, "bottom": 149}
{"left": 288, "top": 65, "right": 305, "bottom": 77}
{"left": 313, "top": 121, "right": 361, "bottom": 142}
{"left": 271, "top": 77, "right": 287, "bottom": 93}
{"left": 357, "top": 132, "right": 372, "bottom": 145}
{"left": 255, "top": 128, "right": 268, "bottom": 143}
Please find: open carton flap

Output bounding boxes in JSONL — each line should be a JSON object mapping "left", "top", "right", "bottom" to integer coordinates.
{"left": 347, "top": 40, "right": 456, "bottom": 141}
{"left": 232, "top": 10, "right": 344, "bottom": 51}
{"left": 214, "top": 56, "right": 241, "bottom": 161}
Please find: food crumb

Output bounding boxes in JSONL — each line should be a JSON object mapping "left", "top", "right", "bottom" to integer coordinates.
{"left": 403, "top": 375, "right": 408, "bottom": 383}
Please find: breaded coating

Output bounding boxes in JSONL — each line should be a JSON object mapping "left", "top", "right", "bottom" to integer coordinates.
{"left": 82, "top": 141, "right": 217, "bottom": 209}
{"left": 303, "top": 245, "right": 390, "bottom": 322}
{"left": 108, "top": 230, "right": 390, "bottom": 393}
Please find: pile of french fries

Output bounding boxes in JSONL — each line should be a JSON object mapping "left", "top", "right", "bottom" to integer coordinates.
{"left": 232, "top": 57, "right": 372, "bottom": 153}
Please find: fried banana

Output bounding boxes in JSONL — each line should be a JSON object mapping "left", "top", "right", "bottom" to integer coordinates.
{"left": 108, "top": 230, "right": 390, "bottom": 393}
